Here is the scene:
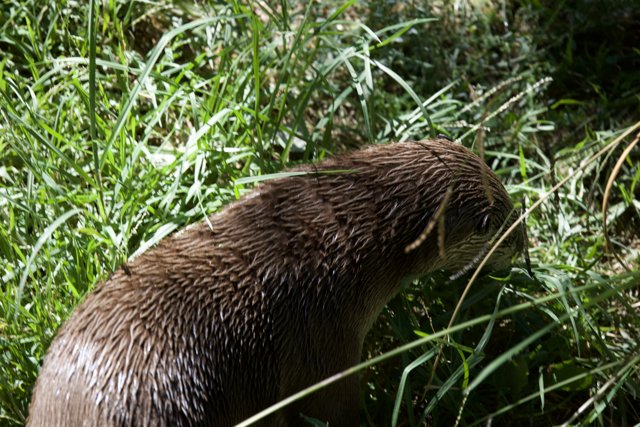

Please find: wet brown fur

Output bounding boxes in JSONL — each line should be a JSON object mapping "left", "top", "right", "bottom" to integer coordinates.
{"left": 28, "top": 138, "right": 523, "bottom": 426}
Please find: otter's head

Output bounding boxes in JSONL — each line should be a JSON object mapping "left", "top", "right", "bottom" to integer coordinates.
{"left": 400, "top": 140, "right": 524, "bottom": 278}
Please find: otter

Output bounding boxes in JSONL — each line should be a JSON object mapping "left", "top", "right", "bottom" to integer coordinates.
{"left": 28, "top": 138, "right": 523, "bottom": 426}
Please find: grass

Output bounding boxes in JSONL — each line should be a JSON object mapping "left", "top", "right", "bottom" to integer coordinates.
{"left": 1, "top": 0, "right": 639, "bottom": 425}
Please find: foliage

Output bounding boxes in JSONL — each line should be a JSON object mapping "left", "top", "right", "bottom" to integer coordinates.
{"left": 1, "top": 0, "right": 638, "bottom": 425}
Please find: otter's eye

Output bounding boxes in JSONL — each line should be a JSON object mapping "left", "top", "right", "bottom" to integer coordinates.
{"left": 477, "top": 214, "right": 491, "bottom": 233}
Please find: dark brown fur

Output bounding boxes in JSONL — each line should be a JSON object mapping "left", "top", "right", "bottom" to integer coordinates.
{"left": 28, "top": 138, "right": 523, "bottom": 426}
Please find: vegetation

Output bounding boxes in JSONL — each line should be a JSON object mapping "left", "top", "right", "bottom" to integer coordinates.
{"left": 1, "top": 0, "right": 638, "bottom": 425}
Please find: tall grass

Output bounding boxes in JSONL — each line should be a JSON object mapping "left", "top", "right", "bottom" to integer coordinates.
{"left": 1, "top": 1, "right": 638, "bottom": 425}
